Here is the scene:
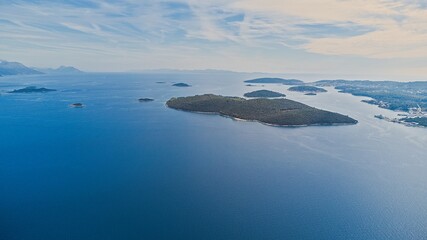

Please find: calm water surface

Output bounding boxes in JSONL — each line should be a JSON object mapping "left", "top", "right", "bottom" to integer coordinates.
{"left": 1, "top": 73, "right": 426, "bottom": 239}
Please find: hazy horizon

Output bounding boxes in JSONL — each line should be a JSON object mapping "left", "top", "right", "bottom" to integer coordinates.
{"left": 3, "top": 59, "right": 427, "bottom": 82}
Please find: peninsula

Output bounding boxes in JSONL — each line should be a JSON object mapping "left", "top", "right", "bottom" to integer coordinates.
{"left": 166, "top": 94, "right": 357, "bottom": 126}
{"left": 314, "top": 80, "right": 427, "bottom": 112}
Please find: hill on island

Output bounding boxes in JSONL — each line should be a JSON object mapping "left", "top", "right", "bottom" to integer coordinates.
{"left": 244, "top": 78, "right": 304, "bottom": 85}
{"left": 167, "top": 94, "right": 357, "bottom": 126}
{"left": 244, "top": 90, "right": 286, "bottom": 98}
{"left": 0, "top": 60, "right": 43, "bottom": 76}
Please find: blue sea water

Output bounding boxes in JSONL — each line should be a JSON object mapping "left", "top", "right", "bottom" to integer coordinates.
{"left": 1, "top": 72, "right": 426, "bottom": 240}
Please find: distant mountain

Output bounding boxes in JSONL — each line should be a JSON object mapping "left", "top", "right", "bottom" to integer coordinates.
{"left": 0, "top": 60, "right": 43, "bottom": 76}
{"left": 244, "top": 78, "right": 304, "bottom": 85}
{"left": 34, "top": 66, "right": 83, "bottom": 74}
{"left": 139, "top": 69, "right": 244, "bottom": 75}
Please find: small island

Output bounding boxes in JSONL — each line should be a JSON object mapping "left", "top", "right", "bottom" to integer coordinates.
{"left": 172, "top": 83, "right": 191, "bottom": 87}
{"left": 305, "top": 93, "right": 317, "bottom": 96}
{"left": 244, "top": 78, "right": 303, "bottom": 85}
{"left": 70, "top": 103, "right": 84, "bottom": 108}
{"left": 138, "top": 98, "right": 154, "bottom": 102}
{"left": 288, "top": 86, "right": 327, "bottom": 93}
{"left": 8, "top": 86, "right": 57, "bottom": 93}
{"left": 166, "top": 94, "right": 357, "bottom": 126}
{"left": 244, "top": 90, "right": 286, "bottom": 98}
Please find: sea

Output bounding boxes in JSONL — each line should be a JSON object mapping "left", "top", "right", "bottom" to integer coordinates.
{"left": 1, "top": 72, "right": 426, "bottom": 240}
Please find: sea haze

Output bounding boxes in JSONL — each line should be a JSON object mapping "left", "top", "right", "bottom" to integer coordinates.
{"left": 1, "top": 72, "right": 426, "bottom": 240}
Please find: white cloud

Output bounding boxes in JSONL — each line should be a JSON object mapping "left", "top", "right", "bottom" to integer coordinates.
{"left": 224, "top": 0, "right": 427, "bottom": 58}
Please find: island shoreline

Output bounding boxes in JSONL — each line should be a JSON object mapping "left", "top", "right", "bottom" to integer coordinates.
{"left": 166, "top": 104, "right": 358, "bottom": 128}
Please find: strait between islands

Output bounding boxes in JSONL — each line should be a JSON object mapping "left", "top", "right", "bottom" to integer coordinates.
{"left": 167, "top": 94, "right": 357, "bottom": 127}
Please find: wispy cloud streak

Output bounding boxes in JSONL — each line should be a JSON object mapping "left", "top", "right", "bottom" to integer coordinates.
{"left": 2, "top": 0, "right": 427, "bottom": 77}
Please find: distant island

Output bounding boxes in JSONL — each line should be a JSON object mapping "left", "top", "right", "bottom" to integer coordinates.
{"left": 172, "top": 83, "right": 191, "bottom": 87}
{"left": 138, "top": 98, "right": 154, "bottom": 102}
{"left": 0, "top": 60, "right": 43, "bottom": 76}
{"left": 244, "top": 90, "right": 286, "bottom": 98}
{"left": 8, "top": 86, "right": 57, "bottom": 93}
{"left": 166, "top": 94, "right": 357, "bottom": 127}
{"left": 305, "top": 93, "right": 317, "bottom": 96}
{"left": 288, "top": 86, "right": 327, "bottom": 93}
{"left": 244, "top": 78, "right": 304, "bottom": 85}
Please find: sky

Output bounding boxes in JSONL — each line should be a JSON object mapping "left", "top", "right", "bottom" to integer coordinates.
{"left": 1, "top": 0, "right": 427, "bottom": 80}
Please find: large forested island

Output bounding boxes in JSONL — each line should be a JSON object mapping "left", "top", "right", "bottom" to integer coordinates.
{"left": 167, "top": 94, "right": 357, "bottom": 126}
